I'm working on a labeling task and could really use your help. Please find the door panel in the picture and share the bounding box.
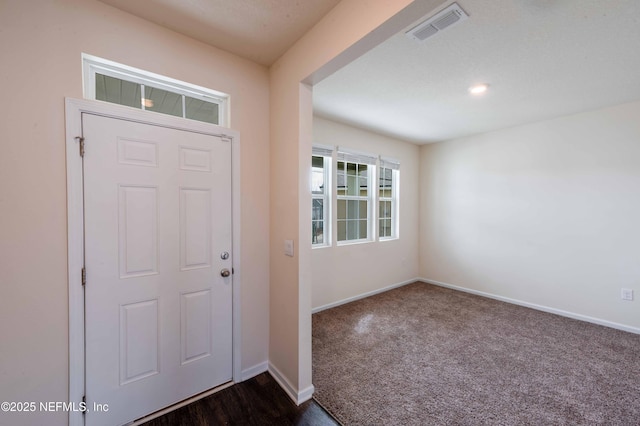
[180,188,212,270]
[118,185,158,278]
[119,299,159,385]
[83,113,232,426]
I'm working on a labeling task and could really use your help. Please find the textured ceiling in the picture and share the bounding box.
[98,0,341,65]
[313,0,640,144]
[99,0,640,144]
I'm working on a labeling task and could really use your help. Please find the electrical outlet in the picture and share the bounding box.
[621,288,634,301]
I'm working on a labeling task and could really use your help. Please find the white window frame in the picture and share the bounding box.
[312,145,333,248]
[82,53,230,127]
[378,157,400,241]
[336,149,376,245]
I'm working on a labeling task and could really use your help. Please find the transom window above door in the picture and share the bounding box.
[82,54,229,126]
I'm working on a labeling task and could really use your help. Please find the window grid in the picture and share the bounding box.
[95,73,220,125]
[337,161,371,242]
[379,167,396,239]
[312,155,330,246]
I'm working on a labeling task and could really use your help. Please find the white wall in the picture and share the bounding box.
[311,117,420,310]
[0,1,270,425]
[419,100,640,331]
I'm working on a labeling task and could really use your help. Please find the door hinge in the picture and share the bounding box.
[76,136,85,157]
[81,267,86,286]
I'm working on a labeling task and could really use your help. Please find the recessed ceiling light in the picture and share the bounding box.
[142,98,154,108]
[469,83,489,95]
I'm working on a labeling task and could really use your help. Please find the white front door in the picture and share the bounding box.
[83,113,233,425]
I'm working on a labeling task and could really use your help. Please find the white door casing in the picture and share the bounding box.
[65,98,242,426]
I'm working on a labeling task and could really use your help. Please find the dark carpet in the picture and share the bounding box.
[312,282,640,425]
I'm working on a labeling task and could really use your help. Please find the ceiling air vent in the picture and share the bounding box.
[406,3,469,42]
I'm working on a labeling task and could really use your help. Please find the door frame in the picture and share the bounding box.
[65,97,242,426]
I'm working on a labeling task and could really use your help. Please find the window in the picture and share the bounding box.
[312,146,333,247]
[378,158,400,239]
[83,54,229,126]
[336,150,376,243]
[310,147,399,246]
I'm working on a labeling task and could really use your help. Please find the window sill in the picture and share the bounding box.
[336,239,373,247]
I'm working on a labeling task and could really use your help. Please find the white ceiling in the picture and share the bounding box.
[99,0,640,145]
[314,0,640,144]
[98,0,340,66]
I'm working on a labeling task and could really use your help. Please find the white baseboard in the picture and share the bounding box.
[268,362,315,405]
[297,384,315,404]
[240,361,269,381]
[312,278,418,313]
[419,277,640,335]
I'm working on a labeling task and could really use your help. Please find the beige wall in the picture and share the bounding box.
[269,0,446,399]
[419,100,640,331]
[311,117,420,310]
[0,1,270,424]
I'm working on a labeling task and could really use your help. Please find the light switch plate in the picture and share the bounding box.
[284,239,294,257]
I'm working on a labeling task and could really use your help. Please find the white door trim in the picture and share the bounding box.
[65,98,242,426]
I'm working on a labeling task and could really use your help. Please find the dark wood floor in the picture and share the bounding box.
[141,373,340,426]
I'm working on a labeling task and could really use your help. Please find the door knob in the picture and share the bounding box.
[220,268,231,277]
